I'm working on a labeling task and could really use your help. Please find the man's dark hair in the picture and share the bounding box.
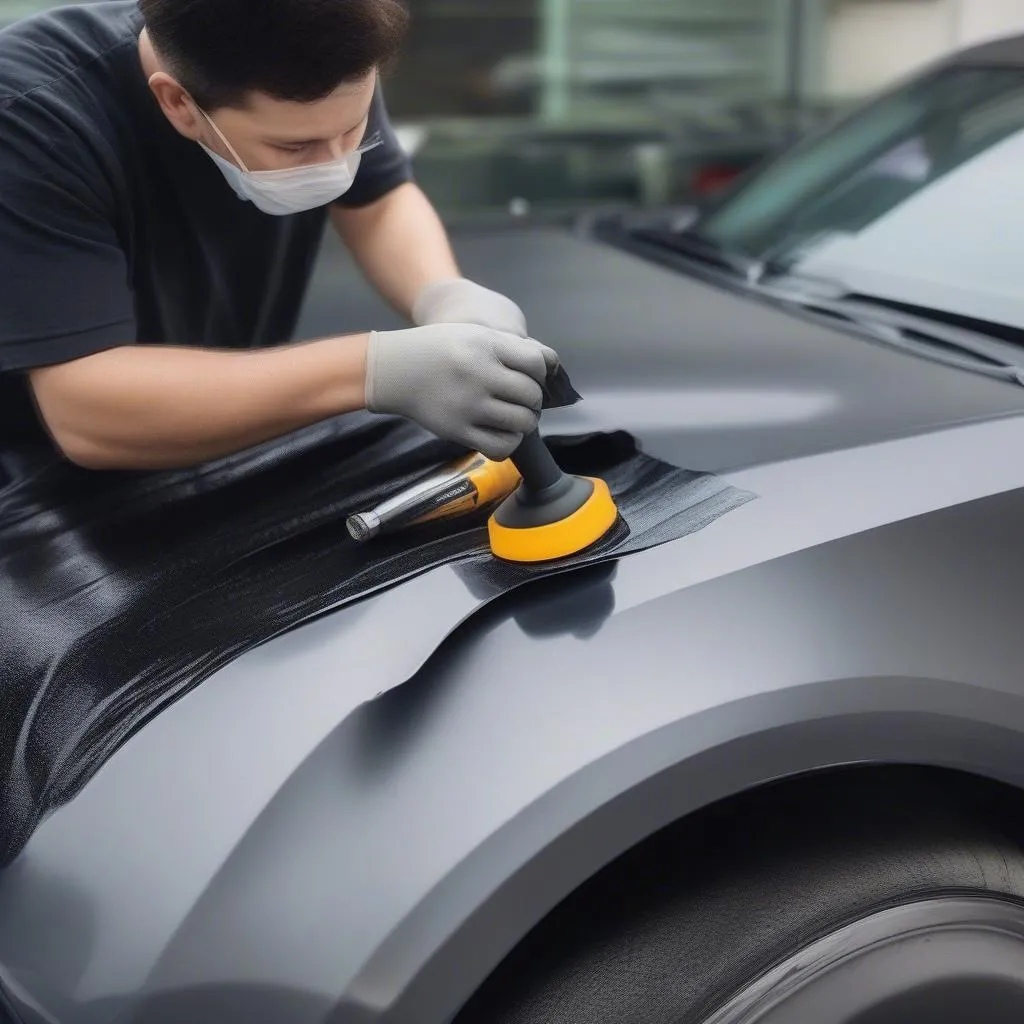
[138,0,410,110]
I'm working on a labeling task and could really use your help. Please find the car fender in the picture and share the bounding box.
[5,416,1024,1024]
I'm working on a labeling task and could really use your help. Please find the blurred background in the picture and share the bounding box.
[4,0,1024,221]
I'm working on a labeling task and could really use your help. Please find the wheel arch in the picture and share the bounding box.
[339,677,1024,1024]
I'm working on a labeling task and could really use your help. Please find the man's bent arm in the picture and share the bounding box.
[28,333,370,471]
[330,182,461,320]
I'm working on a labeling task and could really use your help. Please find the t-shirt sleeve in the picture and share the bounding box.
[0,106,137,373]
[332,83,415,209]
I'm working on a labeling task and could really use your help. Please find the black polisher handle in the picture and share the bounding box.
[510,430,563,493]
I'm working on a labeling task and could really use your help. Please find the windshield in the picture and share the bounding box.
[696,64,1024,330]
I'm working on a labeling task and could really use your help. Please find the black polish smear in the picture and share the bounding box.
[0,415,755,866]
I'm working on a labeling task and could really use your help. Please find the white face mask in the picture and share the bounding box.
[197,108,380,216]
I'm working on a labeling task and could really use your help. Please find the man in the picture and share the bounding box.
[0,0,556,471]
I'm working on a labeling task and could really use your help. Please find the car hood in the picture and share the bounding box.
[310,225,1024,473]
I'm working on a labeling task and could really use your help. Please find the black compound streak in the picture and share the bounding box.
[0,416,755,865]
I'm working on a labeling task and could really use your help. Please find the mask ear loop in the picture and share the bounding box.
[194,107,252,173]
[148,72,252,172]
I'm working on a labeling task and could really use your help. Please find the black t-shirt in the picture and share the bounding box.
[0,1,413,448]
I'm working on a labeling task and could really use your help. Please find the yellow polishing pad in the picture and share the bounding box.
[487,477,619,564]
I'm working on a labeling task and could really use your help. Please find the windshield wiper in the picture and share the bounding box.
[772,291,1024,386]
[619,218,1024,386]
[628,225,767,283]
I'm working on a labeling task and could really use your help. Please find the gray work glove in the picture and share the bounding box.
[412,278,528,337]
[365,324,559,461]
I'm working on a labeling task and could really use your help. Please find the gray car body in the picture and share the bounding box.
[7,37,1024,1024]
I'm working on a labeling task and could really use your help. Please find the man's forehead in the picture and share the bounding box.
[235,71,377,134]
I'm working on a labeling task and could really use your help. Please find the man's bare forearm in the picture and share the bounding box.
[330,182,461,319]
[28,333,370,470]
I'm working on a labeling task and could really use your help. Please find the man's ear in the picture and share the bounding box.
[148,72,204,141]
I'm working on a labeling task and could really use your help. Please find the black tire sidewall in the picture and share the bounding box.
[454,770,1024,1024]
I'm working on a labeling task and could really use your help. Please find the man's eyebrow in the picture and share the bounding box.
[263,104,373,146]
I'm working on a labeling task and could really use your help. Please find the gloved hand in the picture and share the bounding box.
[364,324,558,461]
[412,277,528,338]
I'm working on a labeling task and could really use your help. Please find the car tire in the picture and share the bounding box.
[453,768,1024,1024]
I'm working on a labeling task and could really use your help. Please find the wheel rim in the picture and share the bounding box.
[703,897,1024,1024]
